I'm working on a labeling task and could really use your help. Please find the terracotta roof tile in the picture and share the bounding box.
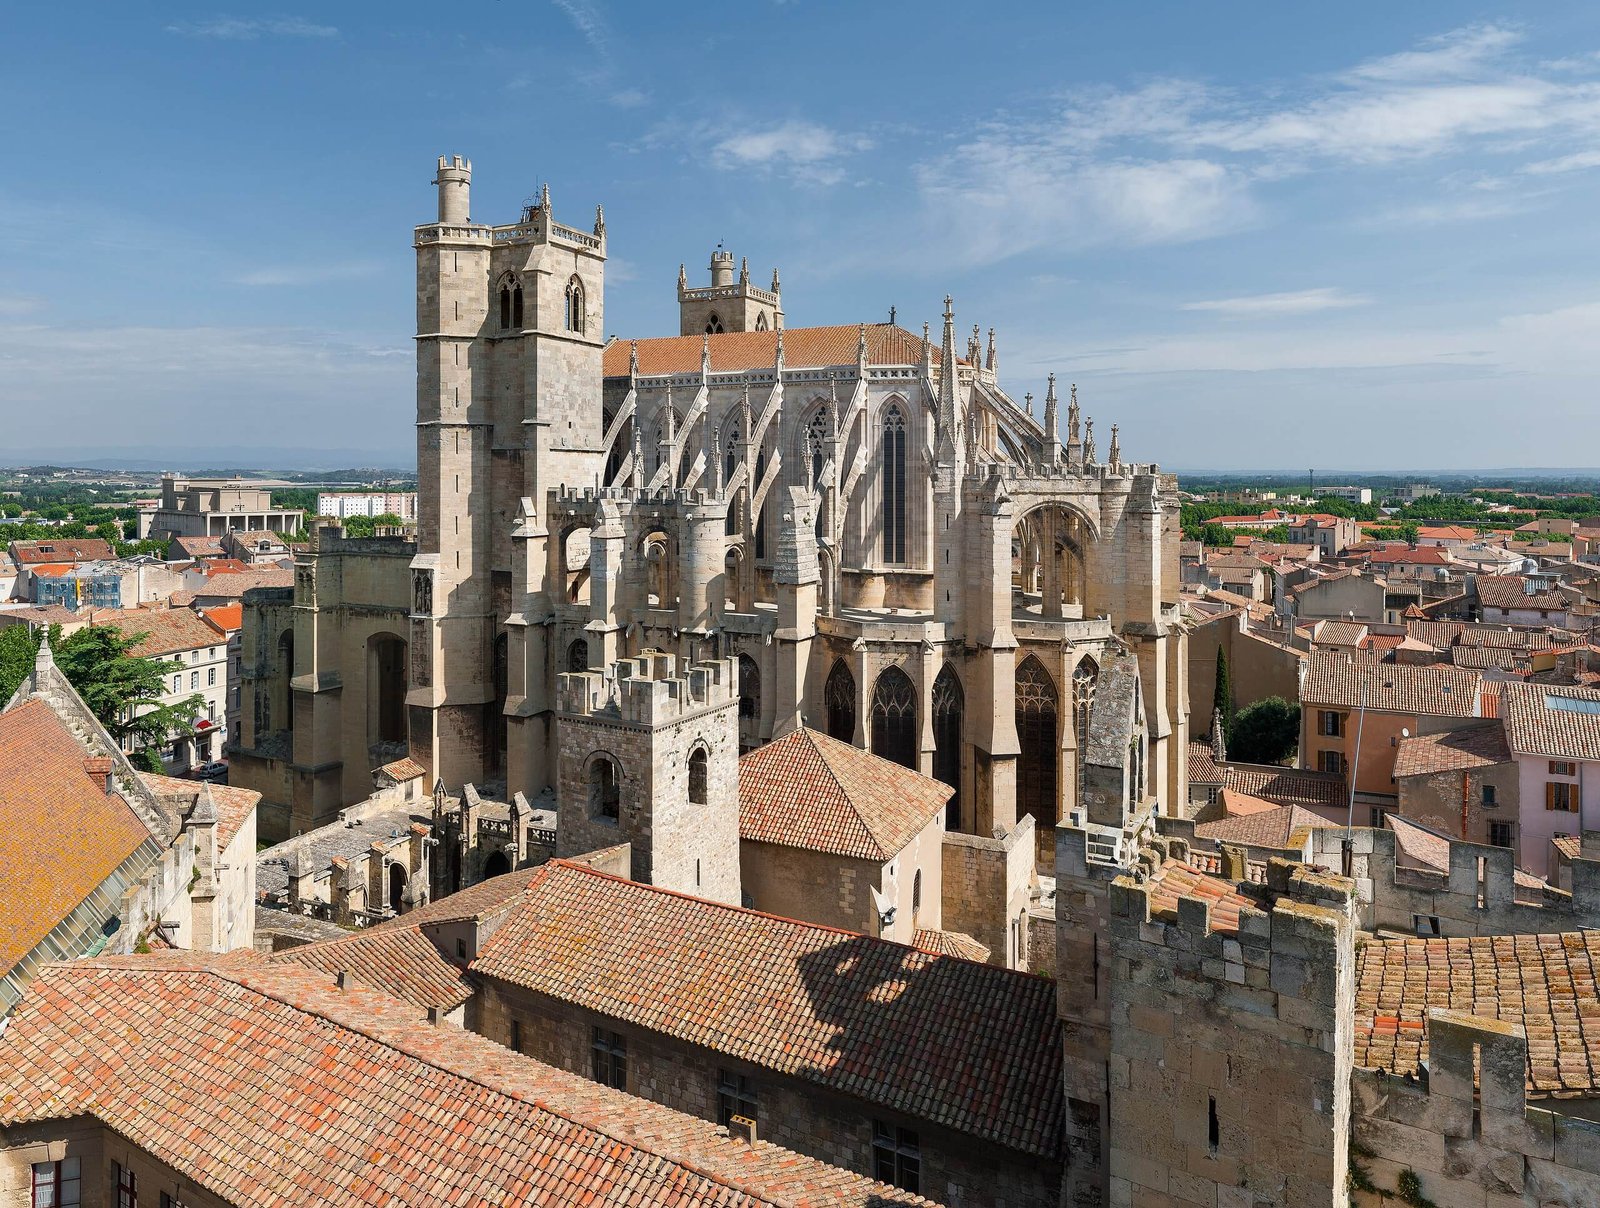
[738,727,951,860]
[8,538,115,565]
[140,774,259,850]
[472,861,1063,1158]
[1354,931,1600,1098]
[1194,804,1335,849]
[376,756,428,781]
[0,956,931,1206]
[1500,681,1600,761]
[1187,741,1225,785]
[1393,724,1512,777]
[0,699,154,972]
[190,568,294,598]
[103,608,225,657]
[604,323,952,377]
[1477,575,1569,612]
[912,929,992,963]
[270,922,474,1011]
[1140,859,1257,934]
[200,602,243,632]
[1223,763,1347,810]
[1302,651,1484,718]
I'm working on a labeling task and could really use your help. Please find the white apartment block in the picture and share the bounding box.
[317,491,419,521]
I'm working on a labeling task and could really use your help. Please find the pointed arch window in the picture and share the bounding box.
[1015,656,1060,829]
[512,284,523,329]
[754,311,769,332]
[738,653,761,721]
[806,408,829,487]
[870,665,917,771]
[753,449,768,560]
[932,664,963,830]
[705,313,725,334]
[567,638,589,672]
[882,404,907,564]
[565,276,585,333]
[688,745,709,805]
[825,660,856,742]
[499,284,512,330]
[1072,659,1100,806]
[724,425,740,484]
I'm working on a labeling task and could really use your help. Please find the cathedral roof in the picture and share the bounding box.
[603,322,956,377]
[737,726,951,860]
[471,860,1064,1160]
[0,953,931,1207]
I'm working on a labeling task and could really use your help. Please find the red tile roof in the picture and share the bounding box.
[0,955,930,1206]
[270,921,474,1011]
[1302,651,1483,718]
[1500,682,1600,761]
[603,323,953,377]
[738,727,950,860]
[140,774,259,850]
[1194,805,1334,849]
[104,608,225,658]
[0,699,154,972]
[472,861,1063,1159]
[1477,575,1569,612]
[1354,931,1600,1097]
[912,929,992,963]
[1393,724,1512,777]
[191,568,294,598]
[8,538,115,565]
[199,602,243,633]
[1140,859,1256,934]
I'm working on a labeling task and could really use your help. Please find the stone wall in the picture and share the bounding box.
[0,1117,234,1208]
[940,815,1036,967]
[1105,857,1357,1208]
[1351,1010,1600,1208]
[1394,759,1522,858]
[473,978,1061,1207]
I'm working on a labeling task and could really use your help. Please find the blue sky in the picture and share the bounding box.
[5,3,1600,470]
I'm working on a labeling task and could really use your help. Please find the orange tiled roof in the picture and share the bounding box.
[1354,932,1600,1098]
[0,699,154,972]
[738,727,951,860]
[912,928,992,963]
[270,922,474,1011]
[603,323,953,377]
[104,608,224,658]
[1187,741,1225,785]
[200,602,243,632]
[140,774,258,850]
[1140,859,1256,934]
[1393,724,1511,777]
[8,538,115,565]
[1302,651,1483,718]
[0,955,930,1206]
[1554,835,1582,860]
[1223,764,1347,810]
[376,755,428,781]
[1477,575,1569,612]
[192,567,294,597]
[1500,682,1600,761]
[472,861,1063,1159]
[1194,804,1334,849]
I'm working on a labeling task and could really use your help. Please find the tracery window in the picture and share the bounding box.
[870,665,917,771]
[881,404,907,564]
[806,408,829,486]
[1016,656,1059,828]
[705,313,725,334]
[738,653,761,720]
[568,638,589,672]
[931,664,963,830]
[754,311,768,331]
[1072,658,1100,806]
[565,275,585,333]
[825,659,855,742]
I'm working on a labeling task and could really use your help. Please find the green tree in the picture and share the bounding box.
[1213,646,1235,740]
[0,623,54,702]
[1228,697,1301,765]
[53,626,202,769]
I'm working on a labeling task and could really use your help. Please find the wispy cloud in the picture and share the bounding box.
[0,295,45,317]
[710,120,873,185]
[1181,288,1371,317]
[1521,149,1600,175]
[550,0,609,56]
[232,262,381,287]
[166,16,337,39]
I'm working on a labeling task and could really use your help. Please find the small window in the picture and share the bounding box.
[1318,750,1346,776]
[1482,783,1497,807]
[512,284,523,329]
[511,1018,522,1053]
[1550,760,1578,777]
[565,276,585,333]
[705,313,725,335]
[872,1122,920,1193]
[31,1158,81,1208]
[1207,1095,1220,1154]
[688,746,708,806]
[499,286,512,330]
[718,1069,758,1126]
[1414,914,1441,937]
[113,1161,137,1208]
[208,667,216,686]
[590,758,621,821]
[1319,710,1342,737]
[1489,821,1514,849]
[592,1026,627,1089]
[190,671,199,690]
[912,869,922,920]
[455,937,467,960]
[1205,786,1220,805]
[1547,782,1578,812]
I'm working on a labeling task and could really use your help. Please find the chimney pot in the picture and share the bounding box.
[427,1006,444,1026]
[335,970,350,990]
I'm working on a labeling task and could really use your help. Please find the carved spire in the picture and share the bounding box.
[1067,382,1082,446]
[740,382,753,442]
[701,333,712,379]
[664,384,677,442]
[774,327,785,373]
[594,204,605,236]
[857,322,868,369]
[770,266,781,293]
[969,323,982,366]
[1084,418,1096,465]
[936,296,961,461]
[1108,423,1121,469]
[540,181,551,212]
[630,407,643,489]
[628,339,639,380]
[678,262,688,290]
[986,327,997,374]
[1042,374,1061,464]
[921,321,932,376]
[707,419,721,493]
[739,256,749,284]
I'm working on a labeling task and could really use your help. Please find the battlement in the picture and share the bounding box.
[557,652,738,725]
[550,483,729,511]
[435,154,471,176]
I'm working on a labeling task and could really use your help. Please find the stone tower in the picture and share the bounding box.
[677,249,783,335]
[411,157,608,792]
[554,652,741,904]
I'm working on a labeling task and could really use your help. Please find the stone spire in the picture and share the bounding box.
[770,266,781,294]
[986,327,997,375]
[594,204,605,237]
[701,333,712,379]
[540,181,551,212]
[678,263,688,290]
[739,256,749,284]
[630,405,643,489]
[921,322,932,376]
[969,324,982,366]
[1108,424,1121,470]
[1065,382,1082,465]
[857,322,869,371]
[628,339,639,381]
[774,327,785,372]
[740,383,753,442]
[1042,374,1061,464]
[936,296,961,461]
[1084,418,1096,465]
[708,422,723,493]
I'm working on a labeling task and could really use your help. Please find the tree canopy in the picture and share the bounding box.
[1227,697,1301,766]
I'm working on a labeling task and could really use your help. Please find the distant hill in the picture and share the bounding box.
[1,446,416,473]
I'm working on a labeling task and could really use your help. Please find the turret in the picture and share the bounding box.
[710,249,736,287]
[434,155,471,224]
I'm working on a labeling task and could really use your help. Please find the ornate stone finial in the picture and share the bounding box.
[1042,374,1061,462]
[678,262,688,289]
[664,384,676,440]
[702,333,712,377]
[770,266,781,293]
[943,295,954,320]
[858,322,869,365]
[1067,382,1081,445]
[594,204,605,236]
[739,256,749,284]
[190,782,218,827]
[34,632,54,676]
[540,181,551,211]
[774,327,785,369]
[1024,391,1033,416]
[1109,423,1121,468]
[1084,418,1096,464]
[986,326,997,373]
[922,321,931,345]
[628,339,639,378]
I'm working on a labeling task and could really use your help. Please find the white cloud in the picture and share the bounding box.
[1181,288,1371,317]
[708,120,873,185]
[233,262,381,287]
[549,0,609,56]
[1521,149,1600,175]
[0,295,45,317]
[166,16,337,39]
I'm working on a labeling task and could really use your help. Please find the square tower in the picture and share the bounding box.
[677,250,783,335]
[555,652,741,905]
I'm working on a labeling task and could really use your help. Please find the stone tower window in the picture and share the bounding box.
[754,311,768,332]
[869,665,917,771]
[512,284,523,328]
[705,313,725,334]
[825,659,856,742]
[1015,656,1060,829]
[567,638,589,672]
[499,284,511,330]
[932,664,963,830]
[565,275,585,333]
[737,653,760,720]
[688,745,709,805]
[589,756,621,821]
[1072,658,1100,806]
[881,404,908,564]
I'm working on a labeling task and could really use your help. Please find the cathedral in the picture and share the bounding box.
[231,156,1189,855]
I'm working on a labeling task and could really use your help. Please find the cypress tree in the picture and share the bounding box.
[1213,645,1236,741]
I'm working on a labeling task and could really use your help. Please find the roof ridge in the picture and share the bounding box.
[802,728,891,858]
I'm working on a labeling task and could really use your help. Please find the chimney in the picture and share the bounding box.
[427,1006,444,1027]
[727,1114,758,1145]
[335,970,350,990]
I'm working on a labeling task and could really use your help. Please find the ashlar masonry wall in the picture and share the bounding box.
[1106,858,1357,1208]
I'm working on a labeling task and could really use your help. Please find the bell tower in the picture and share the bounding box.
[677,249,784,335]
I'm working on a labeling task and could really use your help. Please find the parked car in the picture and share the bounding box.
[191,760,228,782]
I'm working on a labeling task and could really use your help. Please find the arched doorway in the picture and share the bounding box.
[870,666,917,771]
[367,633,408,747]
[388,862,407,913]
[932,664,963,830]
[1015,655,1060,835]
[825,660,855,742]
[483,849,511,879]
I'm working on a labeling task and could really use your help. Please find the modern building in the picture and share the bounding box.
[315,491,419,521]
[138,476,302,541]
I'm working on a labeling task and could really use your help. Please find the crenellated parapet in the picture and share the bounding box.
[557,652,738,727]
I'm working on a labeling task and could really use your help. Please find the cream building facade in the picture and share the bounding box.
[233,157,1189,857]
